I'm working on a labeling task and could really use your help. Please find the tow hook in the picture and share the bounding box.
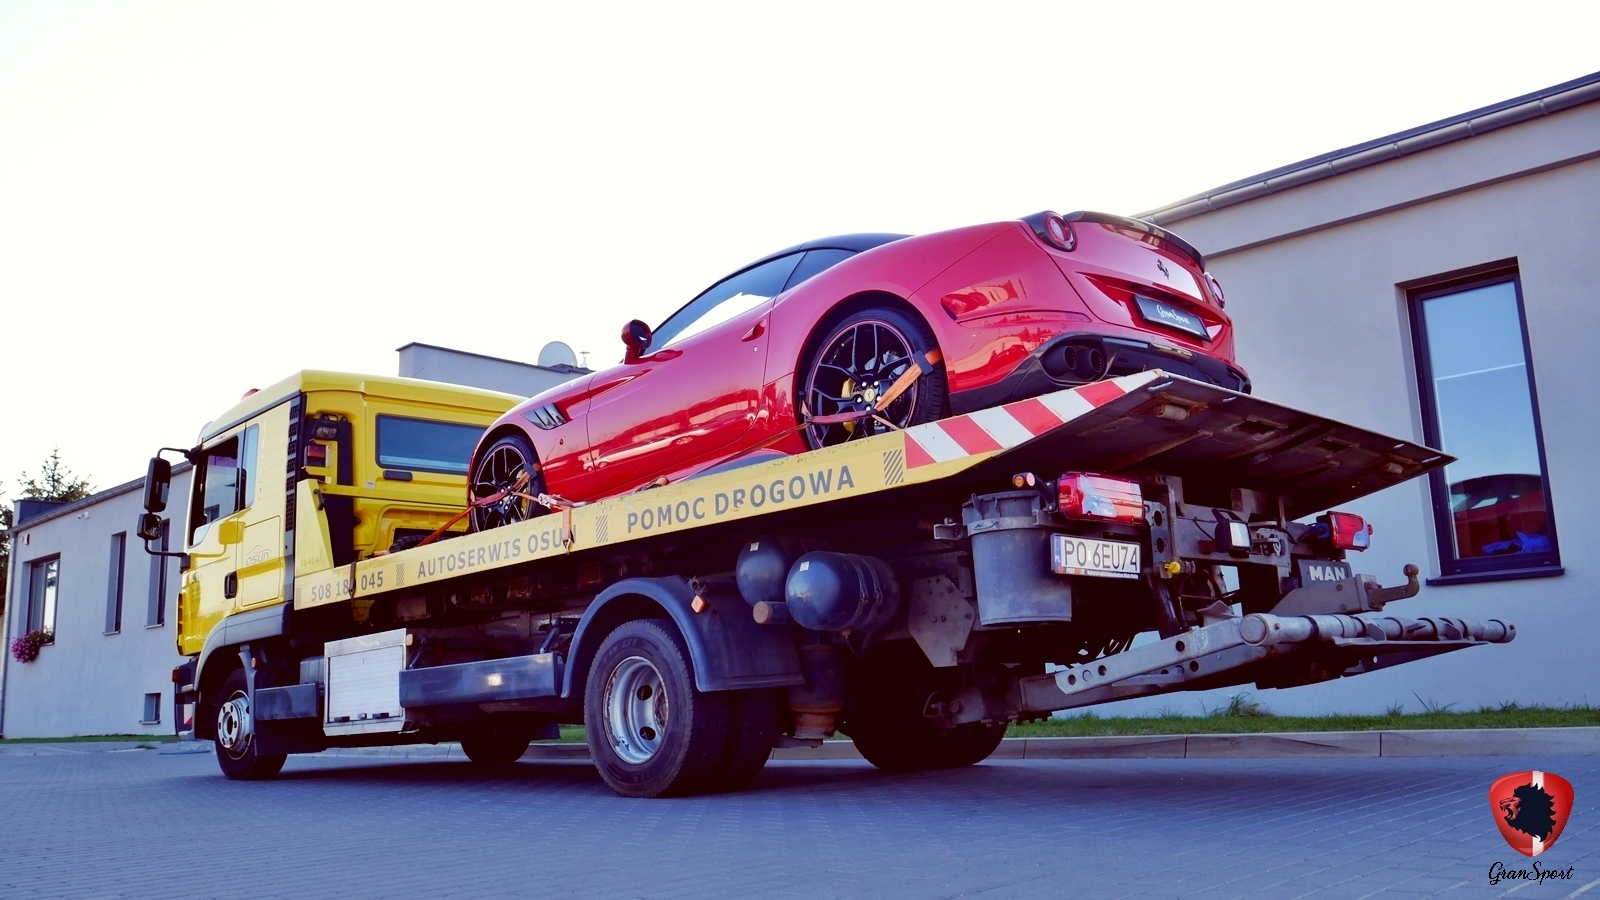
[1364,564,1422,609]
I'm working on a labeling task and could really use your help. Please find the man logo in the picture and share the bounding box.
[1490,771,1573,856]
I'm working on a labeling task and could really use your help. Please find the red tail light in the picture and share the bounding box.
[1058,473,1144,524]
[1326,511,1372,551]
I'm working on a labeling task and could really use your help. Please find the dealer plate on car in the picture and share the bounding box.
[1051,535,1141,579]
[1133,294,1209,341]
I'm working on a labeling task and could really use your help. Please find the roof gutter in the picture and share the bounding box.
[1140,70,1600,226]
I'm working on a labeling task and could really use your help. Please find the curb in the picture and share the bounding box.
[537,726,1600,763]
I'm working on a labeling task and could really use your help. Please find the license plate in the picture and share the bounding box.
[1051,535,1142,579]
[1133,294,1209,341]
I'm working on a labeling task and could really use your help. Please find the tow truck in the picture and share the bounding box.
[141,368,1515,797]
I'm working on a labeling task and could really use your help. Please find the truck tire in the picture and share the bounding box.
[213,669,287,781]
[585,619,730,798]
[848,717,1005,772]
[459,727,532,768]
[705,688,781,792]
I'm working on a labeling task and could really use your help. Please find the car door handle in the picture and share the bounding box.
[741,320,766,341]
[223,572,238,599]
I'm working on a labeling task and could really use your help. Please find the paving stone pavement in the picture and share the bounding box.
[0,748,1595,899]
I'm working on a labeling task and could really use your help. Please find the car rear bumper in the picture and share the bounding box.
[948,330,1250,415]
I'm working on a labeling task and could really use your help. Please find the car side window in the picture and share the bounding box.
[651,255,801,350]
[784,248,855,290]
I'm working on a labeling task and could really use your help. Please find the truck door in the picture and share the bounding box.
[185,405,289,624]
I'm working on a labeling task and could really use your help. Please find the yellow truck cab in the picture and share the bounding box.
[146,370,516,662]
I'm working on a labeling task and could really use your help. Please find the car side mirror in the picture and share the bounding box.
[136,512,163,542]
[622,319,652,363]
[143,457,172,513]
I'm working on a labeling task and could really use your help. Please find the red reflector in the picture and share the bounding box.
[1327,511,1371,551]
[1058,473,1143,524]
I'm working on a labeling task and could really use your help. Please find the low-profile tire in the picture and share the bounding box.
[585,620,730,798]
[213,669,287,781]
[460,726,532,769]
[705,688,781,792]
[800,306,947,449]
[469,432,546,532]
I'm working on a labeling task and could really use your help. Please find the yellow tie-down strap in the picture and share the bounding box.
[292,372,1163,610]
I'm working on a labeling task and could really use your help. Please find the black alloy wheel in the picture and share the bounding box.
[801,307,946,449]
[469,433,545,532]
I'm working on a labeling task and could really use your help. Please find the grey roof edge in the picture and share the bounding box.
[395,341,592,375]
[9,461,192,532]
[1138,70,1600,225]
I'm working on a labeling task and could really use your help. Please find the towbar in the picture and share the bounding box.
[1240,613,1516,648]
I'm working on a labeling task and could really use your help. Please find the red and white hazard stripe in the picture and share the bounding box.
[903,372,1156,468]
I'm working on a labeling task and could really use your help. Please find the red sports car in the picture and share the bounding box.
[468,211,1246,528]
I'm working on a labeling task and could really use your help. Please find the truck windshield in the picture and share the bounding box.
[376,416,483,475]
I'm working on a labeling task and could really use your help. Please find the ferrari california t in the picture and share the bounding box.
[468,211,1247,529]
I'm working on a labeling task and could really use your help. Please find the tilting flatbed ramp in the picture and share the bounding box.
[295,371,1448,609]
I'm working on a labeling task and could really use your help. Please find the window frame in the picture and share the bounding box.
[1407,267,1562,583]
[25,556,61,640]
[106,532,126,635]
[374,415,484,476]
[147,519,170,627]
[648,254,801,352]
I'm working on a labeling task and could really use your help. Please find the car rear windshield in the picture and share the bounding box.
[375,416,484,475]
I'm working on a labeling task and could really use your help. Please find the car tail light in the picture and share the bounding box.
[1324,511,1372,551]
[1058,473,1144,524]
[1024,211,1076,252]
[1205,272,1225,308]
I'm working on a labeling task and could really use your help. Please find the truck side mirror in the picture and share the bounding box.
[622,319,652,363]
[136,512,163,542]
[143,457,172,513]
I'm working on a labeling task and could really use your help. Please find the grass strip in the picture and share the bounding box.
[0,733,178,744]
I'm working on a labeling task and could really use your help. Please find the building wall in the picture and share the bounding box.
[397,342,586,397]
[1,472,191,738]
[1103,100,1600,716]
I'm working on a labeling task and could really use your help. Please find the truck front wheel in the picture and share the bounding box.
[585,619,729,798]
[213,669,287,781]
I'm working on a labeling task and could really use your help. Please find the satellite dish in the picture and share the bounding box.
[537,341,579,368]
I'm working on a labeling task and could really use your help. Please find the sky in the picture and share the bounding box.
[1,0,1597,497]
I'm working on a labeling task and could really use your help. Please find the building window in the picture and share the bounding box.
[106,532,126,634]
[142,693,161,725]
[1410,270,1560,581]
[147,519,170,627]
[26,557,60,639]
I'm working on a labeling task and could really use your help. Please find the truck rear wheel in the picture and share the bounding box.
[459,727,532,768]
[585,619,730,798]
[213,669,287,781]
[848,717,1005,772]
[705,688,781,792]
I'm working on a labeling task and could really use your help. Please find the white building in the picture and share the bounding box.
[1112,70,1600,715]
[1,471,192,737]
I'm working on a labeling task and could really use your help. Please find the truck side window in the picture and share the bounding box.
[189,425,259,543]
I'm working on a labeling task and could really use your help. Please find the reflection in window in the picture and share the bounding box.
[190,425,257,544]
[1413,275,1558,575]
[376,416,483,475]
[651,254,801,350]
[27,557,60,638]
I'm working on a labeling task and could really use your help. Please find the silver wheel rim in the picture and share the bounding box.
[217,690,253,760]
[603,656,667,765]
